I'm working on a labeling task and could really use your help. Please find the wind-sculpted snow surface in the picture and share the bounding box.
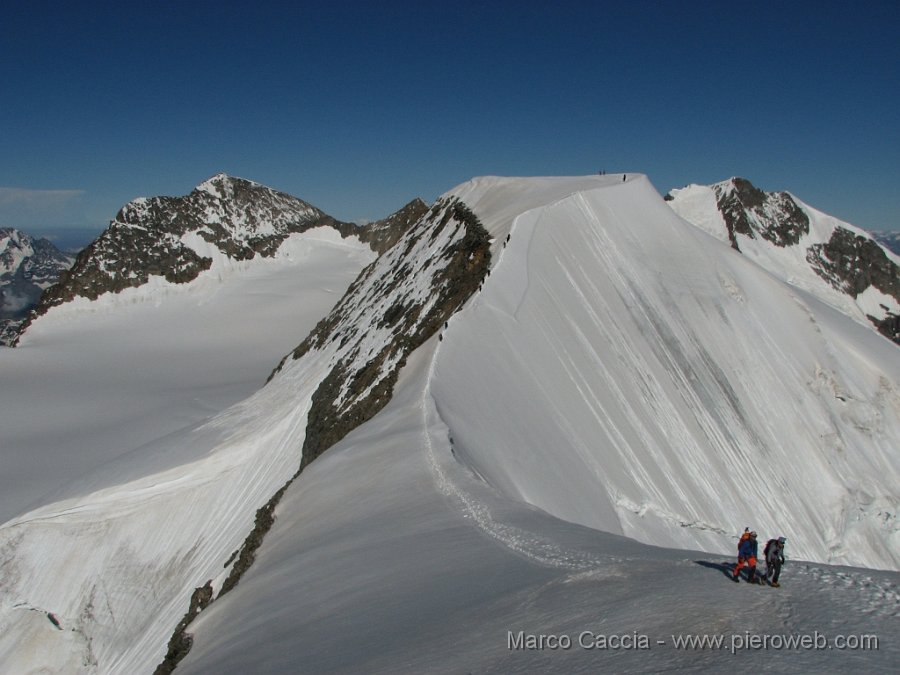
[431,174,899,570]
[178,299,899,675]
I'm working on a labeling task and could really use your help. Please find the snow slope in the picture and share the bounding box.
[0,227,374,523]
[180,341,899,674]
[180,175,898,674]
[668,181,900,329]
[1,175,897,673]
[431,175,898,569]
[0,192,481,673]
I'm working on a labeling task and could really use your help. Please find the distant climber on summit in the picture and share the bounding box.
[764,537,786,587]
[732,529,759,583]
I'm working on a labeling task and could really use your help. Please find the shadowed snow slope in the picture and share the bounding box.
[0,228,374,523]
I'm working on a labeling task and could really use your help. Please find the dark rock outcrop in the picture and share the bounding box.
[11,175,428,347]
[714,177,809,250]
[807,227,900,343]
[360,198,429,254]
[152,581,214,675]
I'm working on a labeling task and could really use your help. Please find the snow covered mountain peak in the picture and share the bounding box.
[193,172,260,199]
[11,176,426,346]
[0,227,74,344]
[0,227,73,288]
[668,178,900,344]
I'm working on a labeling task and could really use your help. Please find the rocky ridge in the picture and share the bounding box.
[669,177,899,345]
[154,194,491,673]
[806,227,899,341]
[712,177,810,250]
[11,174,423,345]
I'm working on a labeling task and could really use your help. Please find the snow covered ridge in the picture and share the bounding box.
[667,178,900,344]
[428,174,898,571]
[148,196,491,670]
[11,174,427,346]
[270,195,491,466]
[0,227,74,345]
[0,193,470,673]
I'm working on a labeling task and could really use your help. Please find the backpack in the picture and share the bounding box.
[764,539,776,559]
[737,529,750,552]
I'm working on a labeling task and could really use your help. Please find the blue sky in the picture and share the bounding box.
[2,0,898,236]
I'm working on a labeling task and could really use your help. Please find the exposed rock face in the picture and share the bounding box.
[713,177,809,250]
[807,228,900,342]
[809,227,900,298]
[277,195,491,466]
[361,198,429,254]
[0,228,74,345]
[671,177,899,346]
[152,580,213,675]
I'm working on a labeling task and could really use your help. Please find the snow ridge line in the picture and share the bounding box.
[421,358,597,572]
[419,200,612,573]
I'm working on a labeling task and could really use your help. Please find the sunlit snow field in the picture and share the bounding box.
[0,228,374,522]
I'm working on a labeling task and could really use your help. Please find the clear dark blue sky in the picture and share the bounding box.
[2,0,898,234]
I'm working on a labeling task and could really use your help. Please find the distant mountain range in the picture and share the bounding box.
[0,228,74,344]
[871,229,900,255]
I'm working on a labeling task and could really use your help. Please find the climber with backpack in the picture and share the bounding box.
[764,537,787,587]
[732,529,759,583]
